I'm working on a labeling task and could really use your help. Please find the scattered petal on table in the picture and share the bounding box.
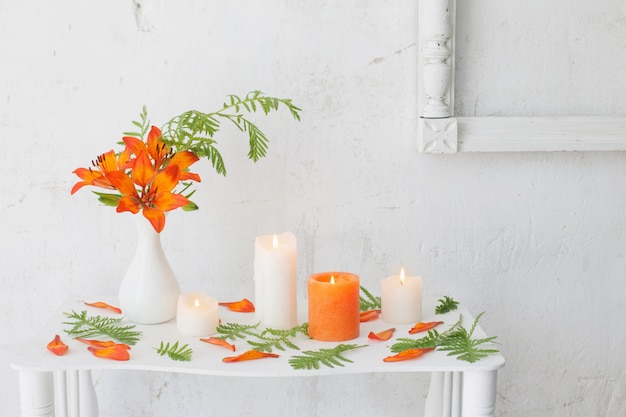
[200,337,236,352]
[76,337,131,350]
[222,350,279,363]
[368,328,396,341]
[47,335,69,356]
[383,347,434,362]
[408,321,444,334]
[360,309,380,322]
[84,301,122,314]
[87,345,131,361]
[218,298,255,312]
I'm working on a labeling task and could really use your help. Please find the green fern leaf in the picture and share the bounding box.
[63,310,142,345]
[288,344,367,370]
[154,341,193,362]
[360,286,381,311]
[435,296,459,314]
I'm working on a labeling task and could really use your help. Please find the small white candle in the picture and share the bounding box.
[176,292,219,337]
[381,268,423,324]
[253,232,297,329]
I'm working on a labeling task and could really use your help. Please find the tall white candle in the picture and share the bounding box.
[176,292,219,336]
[253,232,297,329]
[381,268,423,324]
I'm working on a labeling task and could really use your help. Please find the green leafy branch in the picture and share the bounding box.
[435,296,459,314]
[158,90,301,176]
[437,312,499,363]
[389,313,499,363]
[360,286,381,311]
[62,310,142,346]
[154,341,193,362]
[216,322,261,340]
[216,322,309,353]
[288,344,367,370]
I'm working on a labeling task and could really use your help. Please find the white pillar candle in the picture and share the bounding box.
[253,232,297,329]
[176,292,219,337]
[381,268,423,324]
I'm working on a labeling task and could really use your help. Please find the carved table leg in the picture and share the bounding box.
[62,370,99,417]
[461,370,497,417]
[425,371,462,417]
[18,370,54,417]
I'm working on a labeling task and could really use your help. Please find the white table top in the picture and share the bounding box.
[11,296,504,377]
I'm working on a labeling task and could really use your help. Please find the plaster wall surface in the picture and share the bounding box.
[1,1,624,416]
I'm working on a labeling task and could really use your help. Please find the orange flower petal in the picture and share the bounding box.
[75,338,131,350]
[222,350,279,363]
[368,328,396,341]
[179,171,202,182]
[116,196,141,214]
[97,150,119,173]
[47,334,68,356]
[218,298,255,312]
[87,345,131,361]
[200,337,236,352]
[408,321,444,334]
[169,150,200,171]
[147,126,168,163]
[383,347,434,362]
[151,164,180,193]
[142,208,166,233]
[152,191,189,212]
[131,151,155,188]
[360,309,380,322]
[84,301,122,314]
[106,170,139,196]
[122,136,148,156]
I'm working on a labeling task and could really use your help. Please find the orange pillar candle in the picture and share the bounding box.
[308,272,360,341]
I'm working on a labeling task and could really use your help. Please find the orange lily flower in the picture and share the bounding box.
[107,163,190,233]
[368,328,396,341]
[71,148,131,194]
[200,337,236,352]
[71,125,201,233]
[84,301,122,314]
[218,298,255,312]
[360,309,380,322]
[408,321,444,334]
[222,350,279,363]
[47,335,69,356]
[383,347,434,362]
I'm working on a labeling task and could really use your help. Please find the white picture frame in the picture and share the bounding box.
[416,0,626,153]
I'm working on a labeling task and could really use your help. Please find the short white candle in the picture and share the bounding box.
[253,232,297,329]
[176,292,219,337]
[381,268,423,324]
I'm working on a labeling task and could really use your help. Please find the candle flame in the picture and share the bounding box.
[272,234,278,249]
[330,275,335,284]
[194,298,200,308]
[400,268,405,285]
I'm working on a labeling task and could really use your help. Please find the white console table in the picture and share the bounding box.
[11,297,504,417]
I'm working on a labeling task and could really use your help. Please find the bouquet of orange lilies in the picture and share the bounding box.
[71,126,200,233]
[71,91,301,233]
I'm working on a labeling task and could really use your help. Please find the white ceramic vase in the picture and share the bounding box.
[118,215,180,324]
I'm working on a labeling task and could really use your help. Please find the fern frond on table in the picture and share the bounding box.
[435,296,459,314]
[154,341,193,362]
[216,322,261,340]
[437,312,499,363]
[288,344,367,370]
[62,310,142,346]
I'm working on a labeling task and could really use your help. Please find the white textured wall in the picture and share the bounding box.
[2,1,625,416]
